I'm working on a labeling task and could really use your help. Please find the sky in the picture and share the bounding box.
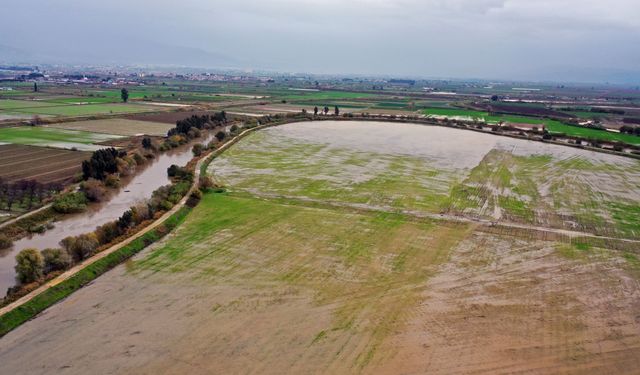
[1,0,639,83]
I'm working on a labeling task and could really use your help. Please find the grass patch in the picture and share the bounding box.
[0,126,121,149]
[11,103,155,117]
[132,192,470,368]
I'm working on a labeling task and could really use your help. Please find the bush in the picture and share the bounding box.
[215,131,226,142]
[41,248,71,274]
[81,178,107,202]
[167,165,193,181]
[198,175,215,191]
[60,233,99,262]
[105,174,121,188]
[132,151,146,165]
[94,221,121,245]
[52,192,88,214]
[0,234,12,250]
[117,210,134,231]
[130,203,152,225]
[192,143,205,157]
[142,137,153,149]
[186,189,202,207]
[15,248,44,284]
[187,128,201,139]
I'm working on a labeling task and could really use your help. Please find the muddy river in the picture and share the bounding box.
[0,133,215,293]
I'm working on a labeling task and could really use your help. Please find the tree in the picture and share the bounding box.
[33,82,38,92]
[121,88,129,103]
[491,95,499,101]
[215,131,226,142]
[192,143,205,157]
[41,248,71,274]
[323,106,329,115]
[142,136,152,149]
[61,233,99,262]
[334,106,339,116]
[314,106,318,116]
[117,210,134,231]
[0,234,12,250]
[15,248,44,284]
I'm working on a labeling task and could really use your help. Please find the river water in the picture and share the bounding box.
[0,133,215,293]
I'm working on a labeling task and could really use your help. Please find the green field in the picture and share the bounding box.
[0,126,122,150]
[0,99,62,110]
[423,107,640,145]
[44,97,121,104]
[9,103,157,116]
[546,122,640,144]
[282,90,379,101]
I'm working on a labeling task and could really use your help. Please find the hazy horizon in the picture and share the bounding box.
[2,0,640,84]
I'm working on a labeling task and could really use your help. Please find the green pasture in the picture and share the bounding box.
[0,126,121,148]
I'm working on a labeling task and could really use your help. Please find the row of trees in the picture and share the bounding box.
[312,106,339,116]
[12,162,198,290]
[167,112,227,137]
[0,178,63,211]
[619,125,640,136]
[81,148,126,181]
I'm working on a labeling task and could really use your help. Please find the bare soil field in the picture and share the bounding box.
[0,121,638,374]
[0,144,90,183]
[48,119,174,136]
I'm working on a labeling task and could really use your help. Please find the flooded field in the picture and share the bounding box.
[213,121,640,239]
[1,121,639,374]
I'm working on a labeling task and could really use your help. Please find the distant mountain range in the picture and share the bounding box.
[0,42,239,69]
[1,42,639,85]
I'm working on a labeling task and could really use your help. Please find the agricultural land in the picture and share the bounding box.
[1,121,638,374]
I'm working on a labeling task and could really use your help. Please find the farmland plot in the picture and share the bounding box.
[0,144,90,184]
[213,121,640,239]
[48,118,174,136]
[0,126,123,151]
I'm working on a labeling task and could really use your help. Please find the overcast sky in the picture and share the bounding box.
[2,0,639,83]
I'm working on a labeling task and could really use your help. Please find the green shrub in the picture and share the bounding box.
[52,192,88,214]
[60,233,99,262]
[186,189,202,207]
[192,143,205,157]
[41,248,72,274]
[0,234,12,250]
[15,249,44,284]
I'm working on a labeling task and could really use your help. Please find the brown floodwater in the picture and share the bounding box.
[0,133,215,293]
